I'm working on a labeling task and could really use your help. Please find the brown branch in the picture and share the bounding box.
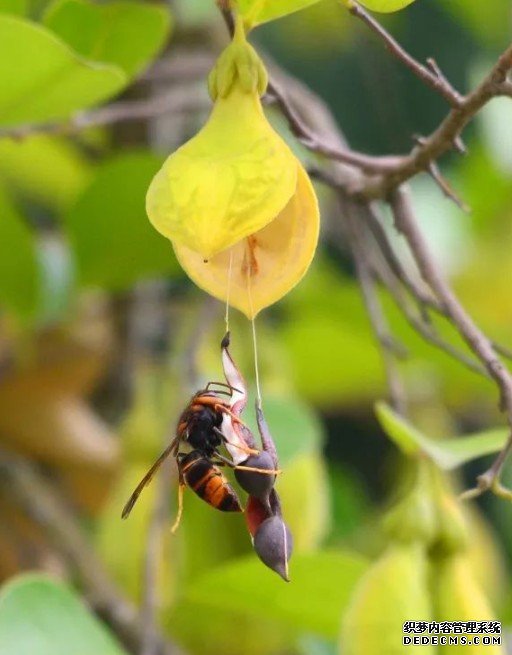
[0,450,179,655]
[312,166,512,369]
[265,80,400,173]
[426,162,470,212]
[343,204,408,414]
[0,86,207,140]
[369,245,487,378]
[358,43,512,199]
[346,1,462,107]
[141,450,173,655]
[390,188,512,499]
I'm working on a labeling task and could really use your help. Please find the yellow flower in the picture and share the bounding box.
[146,25,299,259]
[173,163,319,319]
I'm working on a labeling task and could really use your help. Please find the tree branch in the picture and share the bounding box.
[0,85,207,140]
[343,203,408,414]
[390,188,512,498]
[357,43,512,199]
[346,1,462,107]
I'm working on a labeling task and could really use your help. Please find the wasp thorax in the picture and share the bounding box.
[235,451,276,501]
[253,515,293,582]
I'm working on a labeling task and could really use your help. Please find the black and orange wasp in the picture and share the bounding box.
[121,381,278,532]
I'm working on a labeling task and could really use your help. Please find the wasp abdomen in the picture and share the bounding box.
[180,451,242,512]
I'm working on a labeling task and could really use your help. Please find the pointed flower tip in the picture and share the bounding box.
[253,515,293,582]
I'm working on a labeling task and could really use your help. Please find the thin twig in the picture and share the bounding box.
[358,43,512,199]
[343,204,408,414]
[390,188,512,498]
[369,245,488,378]
[312,167,512,367]
[346,1,462,107]
[266,80,401,173]
[0,86,207,140]
[141,442,173,655]
[427,162,470,212]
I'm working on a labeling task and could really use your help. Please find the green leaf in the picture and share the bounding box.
[0,184,40,318]
[0,0,28,16]
[353,0,416,12]
[282,260,385,407]
[237,0,322,26]
[244,394,324,465]
[0,134,93,212]
[44,0,171,78]
[64,151,181,290]
[0,15,125,127]
[174,551,368,643]
[0,574,129,655]
[376,401,508,469]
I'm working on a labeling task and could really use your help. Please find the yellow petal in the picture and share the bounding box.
[146,87,298,259]
[173,164,319,318]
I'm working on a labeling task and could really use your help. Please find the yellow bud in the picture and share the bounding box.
[340,542,434,655]
[432,553,504,654]
[172,163,319,318]
[383,459,437,546]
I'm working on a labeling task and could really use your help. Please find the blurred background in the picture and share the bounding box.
[0,0,511,653]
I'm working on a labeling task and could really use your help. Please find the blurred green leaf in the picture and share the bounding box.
[282,259,384,407]
[0,574,128,655]
[175,551,368,641]
[276,451,331,550]
[64,151,181,290]
[0,0,27,15]
[355,0,416,12]
[0,184,39,318]
[376,402,507,469]
[245,394,324,465]
[0,15,125,126]
[328,465,370,541]
[0,134,92,211]
[44,0,171,77]
[439,0,510,47]
[238,0,321,26]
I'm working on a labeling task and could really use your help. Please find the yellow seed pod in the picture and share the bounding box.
[173,164,319,318]
[340,542,435,655]
[146,28,299,259]
[432,553,504,654]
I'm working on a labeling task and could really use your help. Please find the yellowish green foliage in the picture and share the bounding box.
[432,555,504,654]
[236,0,322,27]
[275,451,331,551]
[345,0,416,13]
[341,542,434,655]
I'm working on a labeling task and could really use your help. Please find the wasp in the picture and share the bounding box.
[121,382,279,532]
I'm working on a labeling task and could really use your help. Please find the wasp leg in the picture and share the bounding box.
[213,403,247,426]
[212,427,259,456]
[213,452,282,475]
[171,482,186,534]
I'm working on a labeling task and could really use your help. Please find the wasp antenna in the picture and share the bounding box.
[221,331,231,349]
